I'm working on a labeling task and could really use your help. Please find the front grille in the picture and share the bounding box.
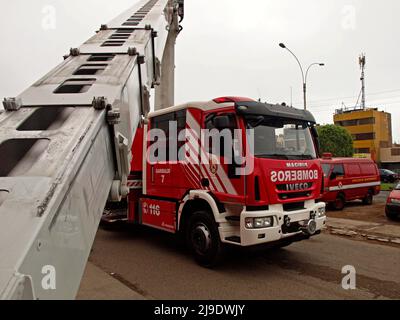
[276,183,314,201]
[279,191,312,200]
[246,205,269,212]
[283,202,305,212]
[277,183,313,191]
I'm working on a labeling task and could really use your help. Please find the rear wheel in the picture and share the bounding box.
[187,211,223,267]
[362,191,373,205]
[333,194,345,211]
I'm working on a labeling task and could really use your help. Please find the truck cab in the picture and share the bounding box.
[126,97,326,266]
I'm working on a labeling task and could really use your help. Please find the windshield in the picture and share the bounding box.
[322,164,331,177]
[248,120,317,160]
[395,183,400,190]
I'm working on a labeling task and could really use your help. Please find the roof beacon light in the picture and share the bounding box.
[213,96,254,104]
[322,153,333,159]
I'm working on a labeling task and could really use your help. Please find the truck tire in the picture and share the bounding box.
[187,211,223,267]
[362,191,373,205]
[333,194,345,211]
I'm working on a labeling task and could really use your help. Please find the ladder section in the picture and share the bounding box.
[0,0,184,299]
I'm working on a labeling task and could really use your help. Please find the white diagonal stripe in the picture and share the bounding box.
[329,181,380,192]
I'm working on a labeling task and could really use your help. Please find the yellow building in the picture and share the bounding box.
[334,107,392,163]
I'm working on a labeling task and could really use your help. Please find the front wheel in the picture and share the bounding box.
[333,194,345,211]
[187,211,223,267]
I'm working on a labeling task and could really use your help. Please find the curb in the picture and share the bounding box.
[325,224,400,246]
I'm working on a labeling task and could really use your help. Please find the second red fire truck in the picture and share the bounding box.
[104,97,327,266]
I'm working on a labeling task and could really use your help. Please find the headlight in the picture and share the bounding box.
[317,207,326,217]
[245,217,273,229]
[391,198,400,204]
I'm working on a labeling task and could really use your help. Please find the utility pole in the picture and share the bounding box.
[290,86,293,107]
[359,53,366,109]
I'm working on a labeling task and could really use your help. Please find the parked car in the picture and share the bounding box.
[386,183,400,220]
[379,169,399,183]
[320,156,381,210]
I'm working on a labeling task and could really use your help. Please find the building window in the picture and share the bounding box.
[340,119,358,126]
[358,117,375,125]
[354,148,370,154]
[352,133,375,141]
[336,118,375,127]
[392,149,400,156]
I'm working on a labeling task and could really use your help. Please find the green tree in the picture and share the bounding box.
[317,125,354,157]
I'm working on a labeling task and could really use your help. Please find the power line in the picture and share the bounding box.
[310,98,400,111]
[308,95,400,109]
[293,88,400,105]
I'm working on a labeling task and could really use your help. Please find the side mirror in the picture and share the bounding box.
[330,172,337,180]
[213,116,232,129]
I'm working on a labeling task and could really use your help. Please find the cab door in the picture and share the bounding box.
[330,163,346,196]
[201,111,246,204]
[146,110,197,200]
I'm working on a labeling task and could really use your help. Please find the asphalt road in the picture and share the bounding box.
[88,224,400,300]
[327,191,399,225]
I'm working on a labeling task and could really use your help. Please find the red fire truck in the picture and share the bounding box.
[320,156,381,210]
[105,97,326,266]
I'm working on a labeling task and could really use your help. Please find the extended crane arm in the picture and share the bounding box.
[0,0,183,300]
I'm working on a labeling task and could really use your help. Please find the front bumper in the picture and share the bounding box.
[220,201,326,246]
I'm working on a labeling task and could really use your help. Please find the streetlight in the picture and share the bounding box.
[279,43,324,110]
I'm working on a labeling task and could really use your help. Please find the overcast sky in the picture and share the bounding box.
[0,0,399,140]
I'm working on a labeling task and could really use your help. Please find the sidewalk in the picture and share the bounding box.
[77,262,146,300]
[326,217,400,245]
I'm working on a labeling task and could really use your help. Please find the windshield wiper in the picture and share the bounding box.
[288,154,315,160]
[256,154,289,160]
